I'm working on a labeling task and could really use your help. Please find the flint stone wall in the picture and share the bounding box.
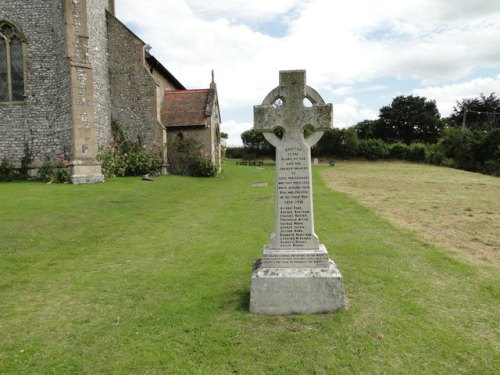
[0,0,71,165]
[107,14,177,152]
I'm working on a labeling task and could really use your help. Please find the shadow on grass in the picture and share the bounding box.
[236,290,250,312]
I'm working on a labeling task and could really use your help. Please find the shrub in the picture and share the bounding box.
[20,141,35,178]
[407,143,427,162]
[438,127,475,170]
[226,147,245,159]
[37,156,71,183]
[441,157,456,169]
[426,144,446,165]
[37,158,54,182]
[98,120,162,178]
[0,156,16,182]
[482,159,500,176]
[358,139,389,160]
[168,138,218,177]
[189,156,218,177]
[313,128,359,158]
[389,142,409,159]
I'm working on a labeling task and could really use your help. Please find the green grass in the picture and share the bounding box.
[0,161,498,374]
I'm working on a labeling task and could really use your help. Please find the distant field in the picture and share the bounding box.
[0,161,498,374]
[322,161,499,267]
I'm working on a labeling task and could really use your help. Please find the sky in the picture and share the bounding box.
[116,0,500,146]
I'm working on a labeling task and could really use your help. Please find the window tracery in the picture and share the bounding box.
[0,21,26,102]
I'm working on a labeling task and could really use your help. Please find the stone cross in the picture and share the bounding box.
[250,70,344,314]
[254,70,332,267]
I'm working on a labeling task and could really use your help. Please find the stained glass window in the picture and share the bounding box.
[0,22,26,102]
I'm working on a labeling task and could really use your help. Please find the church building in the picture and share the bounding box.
[0,0,221,183]
[161,74,222,165]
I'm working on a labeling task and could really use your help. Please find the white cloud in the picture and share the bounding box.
[115,0,500,141]
[185,0,307,22]
[221,120,253,147]
[413,75,500,117]
[334,97,378,129]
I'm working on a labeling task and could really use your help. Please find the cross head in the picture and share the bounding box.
[254,70,332,147]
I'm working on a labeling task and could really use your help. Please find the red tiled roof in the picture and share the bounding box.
[161,89,210,127]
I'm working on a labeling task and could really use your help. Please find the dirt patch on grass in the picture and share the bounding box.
[321,161,500,267]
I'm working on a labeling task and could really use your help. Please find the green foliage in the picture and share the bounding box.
[37,156,71,183]
[189,156,219,177]
[407,143,427,162]
[98,119,163,178]
[378,95,444,144]
[425,144,446,165]
[240,128,286,157]
[450,93,500,131]
[353,119,379,140]
[482,159,500,176]
[313,128,359,158]
[358,139,389,160]
[349,92,499,175]
[388,142,409,159]
[476,128,500,165]
[0,156,16,182]
[167,137,218,177]
[20,140,35,178]
[240,128,273,156]
[225,147,245,159]
[438,127,476,170]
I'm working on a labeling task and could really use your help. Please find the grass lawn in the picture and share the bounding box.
[321,161,500,267]
[0,160,498,374]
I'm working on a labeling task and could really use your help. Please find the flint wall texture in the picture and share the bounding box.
[107,14,165,151]
[0,0,72,164]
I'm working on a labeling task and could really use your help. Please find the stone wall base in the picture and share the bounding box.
[250,259,345,315]
[70,163,105,184]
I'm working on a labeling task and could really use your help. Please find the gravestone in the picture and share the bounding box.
[250,70,345,315]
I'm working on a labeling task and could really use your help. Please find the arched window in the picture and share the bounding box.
[0,21,26,102]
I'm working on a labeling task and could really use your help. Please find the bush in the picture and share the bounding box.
[407,143,427,162]
[482,159,500,176]
[358,139,389,160]
[389,142,409,159]
[37,157,71,183]
[438,127,476,170]
[189,156,218,177]
[313,128,359,158]
[441,157,456,169]
[226,147,245,159]
[168,138,218,177]
[0,156,16,182]
[426,144,446,165]
[98,120,163,178]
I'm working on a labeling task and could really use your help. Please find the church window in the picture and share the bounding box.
[0,21,26,102]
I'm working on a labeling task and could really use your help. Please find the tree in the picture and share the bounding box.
[450,93,500,131]
[378,95,444,144]
[241,129,266,150]
[221,132,228,139]
[353,119,378,140]
[313,128,359,158]
[240,129,273,155]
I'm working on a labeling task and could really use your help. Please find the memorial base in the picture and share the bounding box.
[250,259,345,315]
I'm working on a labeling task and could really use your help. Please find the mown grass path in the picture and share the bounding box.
[0,161,498,374]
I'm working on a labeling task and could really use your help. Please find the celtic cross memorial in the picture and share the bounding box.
[250,70,345,315]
